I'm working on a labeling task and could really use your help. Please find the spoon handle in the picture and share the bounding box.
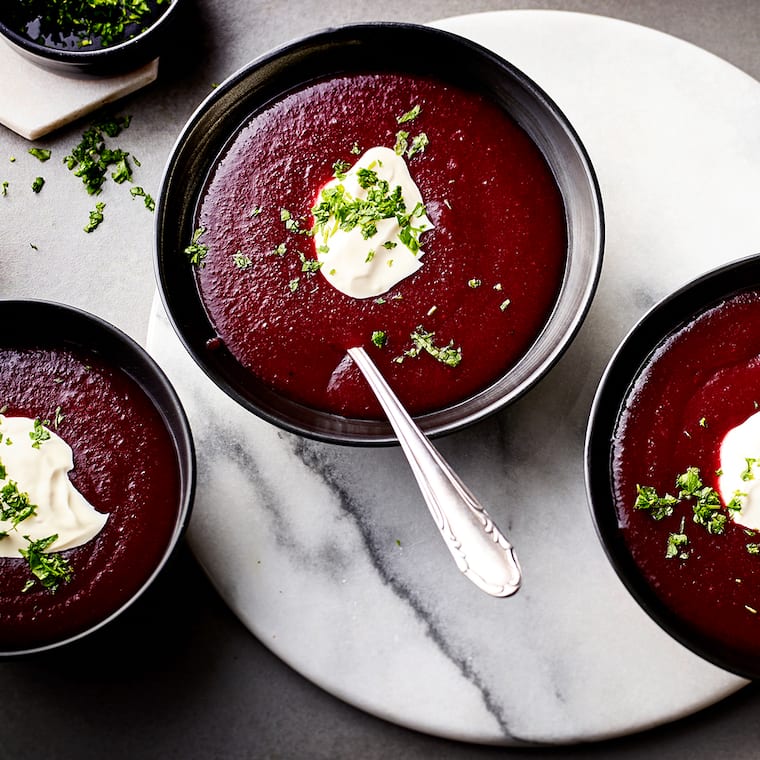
[348,347,521,597]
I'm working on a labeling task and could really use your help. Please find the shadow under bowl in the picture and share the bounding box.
[155,21,604,445]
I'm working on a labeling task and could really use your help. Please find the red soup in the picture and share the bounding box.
[612,288,760,662]
[191,72,567,419]
[0,345,182,650]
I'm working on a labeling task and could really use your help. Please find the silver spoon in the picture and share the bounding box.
[348,346,522,597]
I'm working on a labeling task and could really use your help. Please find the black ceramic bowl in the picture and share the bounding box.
[0,300,195,656]
[0,0,184,77]
[155,22,604,445]
[586,254,760,679]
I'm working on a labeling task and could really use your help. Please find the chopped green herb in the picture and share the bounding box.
[1,480,37,528]
[665,518,689,560]
[397,105,421,124]
[288,277,300,292]
[332,160,351,180]
[84,201,106,233]
[31,177,45,193]
[635,466,729,535]
[468,278,481,289]
[19,534,72,593]
[634,484,678,520]
[130,186,155,211]
[1,181,7,196]
[747,543,760,555]
[300,255,322,274]
[184,227,208,266]
[393,130,409,156]
[16,0,169,48]
[29,418,51,449]
[407,133,429,158]
[63,115,132,196]
[233,250,252,269]
[28,148,51,162]
[371,331,387,348]
[312,166,430,256]
[401,326,462,368]
[741,457,758,481]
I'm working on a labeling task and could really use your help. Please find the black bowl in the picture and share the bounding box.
[155,21,604,445]
[0,0,184,77]
[0,299,195,656]
[585,254,760,679]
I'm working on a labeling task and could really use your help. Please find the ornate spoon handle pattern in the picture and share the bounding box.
[348,347,522,597]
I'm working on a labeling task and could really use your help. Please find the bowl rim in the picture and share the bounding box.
[0,0,182,72]
[584,252,760,679]
[0,298,196,657]
[154,20,605,445]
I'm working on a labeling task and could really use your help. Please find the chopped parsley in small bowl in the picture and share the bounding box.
[0,0,185,77]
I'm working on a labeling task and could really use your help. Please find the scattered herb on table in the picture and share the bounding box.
[31,176,45,193]
[28,148,51,162]
[84,201,106,232]
[64,115,133,195]
[130,186,155,210]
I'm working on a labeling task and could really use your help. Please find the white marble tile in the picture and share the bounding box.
[146,10,760,745]
[0,40,157,140]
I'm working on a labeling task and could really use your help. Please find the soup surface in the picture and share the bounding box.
[0,345,181,650]
[612,288,760,661]
[192,72,567,419]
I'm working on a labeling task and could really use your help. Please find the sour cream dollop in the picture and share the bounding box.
[718,410,760,531]
[312,146,434,299]
[0,415,108,557]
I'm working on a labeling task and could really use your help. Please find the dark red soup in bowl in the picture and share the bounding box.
[156,22,604,444]
[586,254,760,679]
[0,300,194,656]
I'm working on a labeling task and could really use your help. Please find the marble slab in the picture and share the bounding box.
[146,10,760,745]
[0,40,157,140]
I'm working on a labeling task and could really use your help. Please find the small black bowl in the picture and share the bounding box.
[0,0,184,77]
[155,21,604,445]
[0,299,195,656]
[586,254,760,679]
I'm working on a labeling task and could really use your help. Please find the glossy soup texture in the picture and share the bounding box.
[612,289,760,661]
[0,346,181,650]
[194,72,567,419]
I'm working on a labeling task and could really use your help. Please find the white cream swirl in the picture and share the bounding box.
[312,146,434,299]
[0,414,108,557]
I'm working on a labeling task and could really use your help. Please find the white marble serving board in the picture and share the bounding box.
[146,11,760,745]
[0,40,157,140]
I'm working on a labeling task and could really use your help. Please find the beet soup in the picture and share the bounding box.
[612,287,760,663]
[187,72,567,420]
[0,344,183,650]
